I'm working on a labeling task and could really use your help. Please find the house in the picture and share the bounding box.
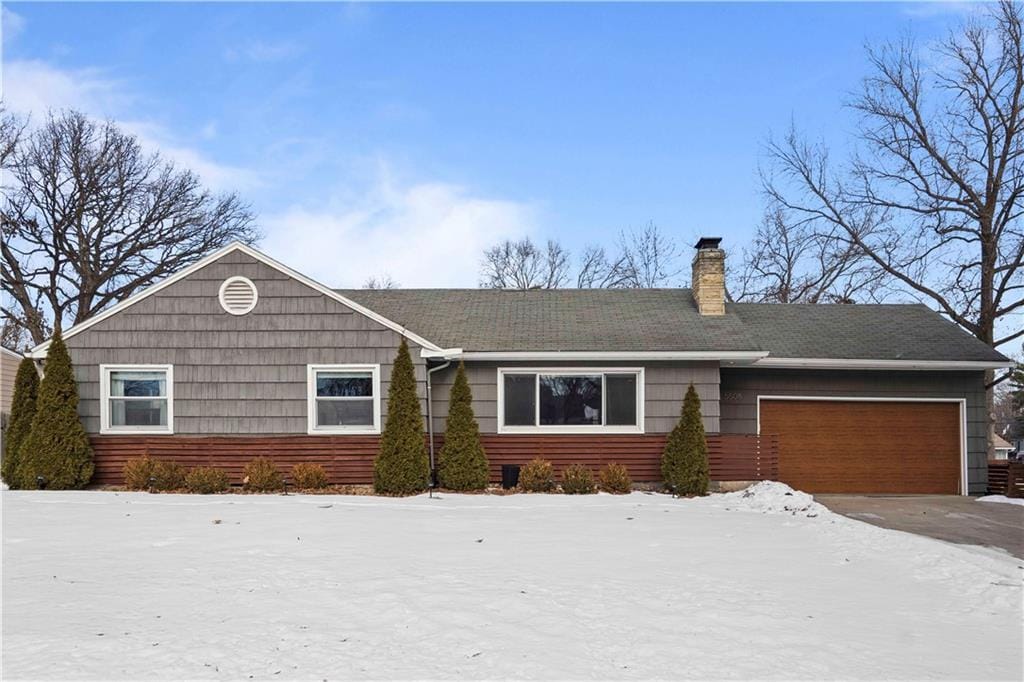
[1,346,24,433]
[25,238,1012,495]
[992,435,1015,461]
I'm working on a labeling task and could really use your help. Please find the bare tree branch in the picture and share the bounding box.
[362,274,399,290]
[764,2,1024,349]
[1,110,260,344]
[731,203,889,303]
[479,237,571,290]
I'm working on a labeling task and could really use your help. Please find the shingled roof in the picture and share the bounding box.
[339,288,1009,363]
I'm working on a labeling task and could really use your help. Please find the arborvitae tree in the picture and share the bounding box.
[661,384,709,495]
[2,357,39,488]
[438,362,490,491]
[374,338,429,494]
[18,331,94,489]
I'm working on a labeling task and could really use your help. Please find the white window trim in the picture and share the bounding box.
[307,364,382,435]
[496,367,645,435]
[755,395,969,496]
[218,275,259,315]
[99,364,174,435]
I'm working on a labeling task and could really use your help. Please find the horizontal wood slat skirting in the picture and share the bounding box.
[987,460,1024,498]
[88,433,779,487]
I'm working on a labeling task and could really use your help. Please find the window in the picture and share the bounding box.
[100,365,173,434]
[307,365,381,434]
[498,368,644,433]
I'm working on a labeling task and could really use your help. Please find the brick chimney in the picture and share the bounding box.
[691,237,725,316]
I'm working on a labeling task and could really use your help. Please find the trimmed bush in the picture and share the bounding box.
[374,339,429,495]
[598,463,633,494]
[438,362,490,491]
[151,460,186,491]
[2,357,39,488]
[18,331,94,489]
[661,384,709,496]
[185,466,230,494]
[123,456,156,490]
[518,457,555,493]
[291,463,329,489]
[243,456,282,492]
[561,464,597,494]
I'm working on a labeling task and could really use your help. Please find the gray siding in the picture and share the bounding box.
[65,251,427,435]
[430,361,720,434]
[720,368,989,493]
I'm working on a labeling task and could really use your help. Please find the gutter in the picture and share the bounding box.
[423,349,769,363]
[751,357,1015,371]
[422,348,1011,371]
[425,359,452,487]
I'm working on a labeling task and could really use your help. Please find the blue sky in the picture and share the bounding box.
[2,1,978,288]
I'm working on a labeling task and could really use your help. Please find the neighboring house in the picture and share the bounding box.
[1,346,24,431]
[26,238,1012,495]
[992,435,1014,461]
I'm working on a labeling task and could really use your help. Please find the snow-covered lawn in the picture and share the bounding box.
[2,484,1021,681]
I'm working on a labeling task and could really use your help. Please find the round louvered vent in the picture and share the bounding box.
[218,276,258,315]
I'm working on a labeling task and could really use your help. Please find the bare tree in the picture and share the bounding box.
[0,107,24,169]
[480,237,571,289]
[732,204,887,303]
[765,2,1023,358]
[483,223,683,290]
[763,2,1024,456]
[615,222,683,288]
[1,110,260,344]
[362,274,399,290]
[1,315,30,352]
[576,244,631,288]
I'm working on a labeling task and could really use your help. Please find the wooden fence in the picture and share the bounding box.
[987,460,1024,498]
[88,432,780,487]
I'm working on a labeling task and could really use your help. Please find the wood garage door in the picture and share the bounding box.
[759,400,961,494]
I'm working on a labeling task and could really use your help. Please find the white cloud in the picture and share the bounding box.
[1,59,129,116]
[2,6,26,42]
[200,121,218,139]
[262,170,537,288]
[1,59,259,192]
[223,40,302,64]
[119,118,261,192]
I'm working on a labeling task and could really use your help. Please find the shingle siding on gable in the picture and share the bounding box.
[430,361,721,434]
[719,368,989,493]
[65,250,428,435]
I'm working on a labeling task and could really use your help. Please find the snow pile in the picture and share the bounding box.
[977,494,1024,507]
[708,480,827,517]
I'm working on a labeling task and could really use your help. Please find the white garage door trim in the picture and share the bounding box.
[755,395,968,496]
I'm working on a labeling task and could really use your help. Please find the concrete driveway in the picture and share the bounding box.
[818,495,1024,559]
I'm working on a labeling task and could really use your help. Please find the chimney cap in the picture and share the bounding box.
[695,237,723,250]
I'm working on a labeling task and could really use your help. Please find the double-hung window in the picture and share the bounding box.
[100,365,173,434]
[498,368,644,433]
[307,364,381,434]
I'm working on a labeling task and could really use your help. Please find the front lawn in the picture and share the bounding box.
[2,484,1021,680]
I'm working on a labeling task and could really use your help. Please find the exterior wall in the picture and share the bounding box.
[719,368,989,494]
[64,250,427,435]
[429,361,720,435]
[88,432,777,486]
[1,348,22,420]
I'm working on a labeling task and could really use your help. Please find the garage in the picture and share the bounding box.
[759,399,963,495]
